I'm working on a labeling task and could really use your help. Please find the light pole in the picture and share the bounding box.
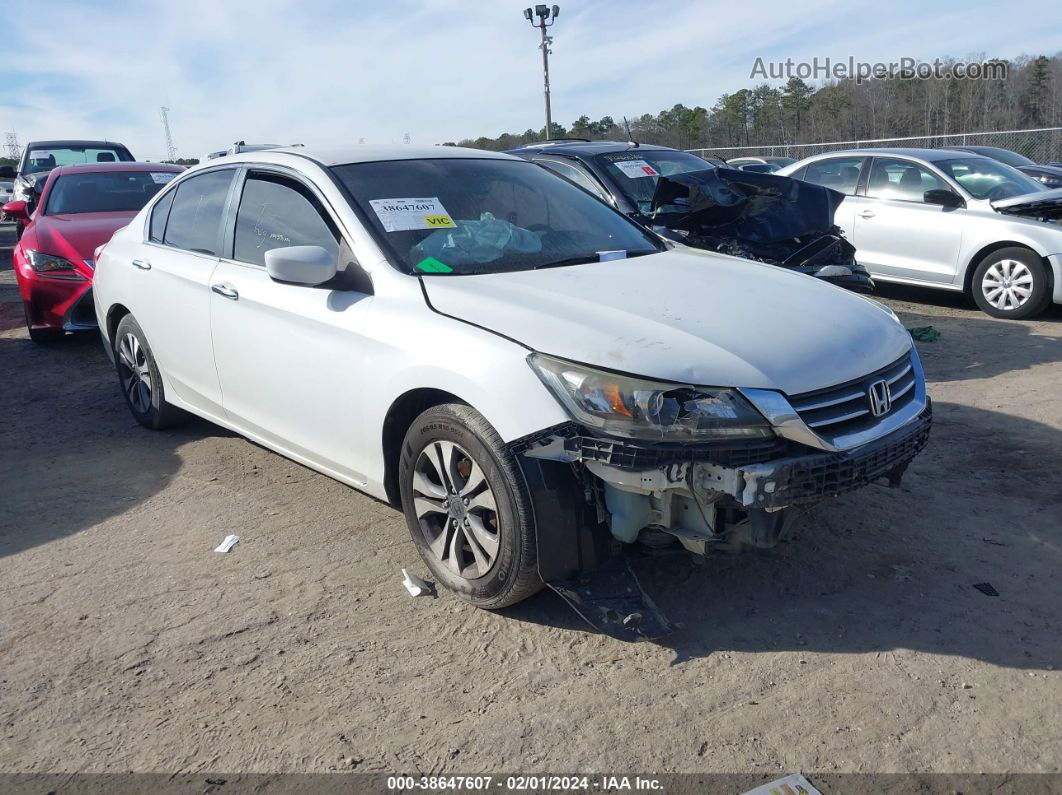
[523,5,559,140]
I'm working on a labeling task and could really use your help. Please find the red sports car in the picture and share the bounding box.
[3,161,183,342]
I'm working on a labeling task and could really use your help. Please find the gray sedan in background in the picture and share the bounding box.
[778,148,1062,318]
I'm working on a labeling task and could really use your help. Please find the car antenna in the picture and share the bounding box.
[623,117,639,147]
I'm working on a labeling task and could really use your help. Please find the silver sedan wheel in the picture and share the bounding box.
[117,333,152,414]
[412,440,500,579]
[982,259,1034,311]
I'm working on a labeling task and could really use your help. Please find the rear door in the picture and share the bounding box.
[852,157,965,284]
[209,167,375,483]
[131,167,236,418]
[797,155,867,237]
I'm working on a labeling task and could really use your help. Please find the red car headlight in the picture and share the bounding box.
[25,250,86,280]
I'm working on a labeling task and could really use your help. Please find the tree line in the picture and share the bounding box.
[446,53,1062,152]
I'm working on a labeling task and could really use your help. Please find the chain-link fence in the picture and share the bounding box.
[687,127,1062,165]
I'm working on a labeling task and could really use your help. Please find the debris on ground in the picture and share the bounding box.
[214,534,240,553]
[908,325,940,342]
[742,772,822,795]
[401,568,433,597]
[973,582,1000,597]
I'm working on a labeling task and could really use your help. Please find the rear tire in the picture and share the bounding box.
[24,302,64,343]
[398,403,542,609]
[113,315,186,430]
[971,247,1051,319]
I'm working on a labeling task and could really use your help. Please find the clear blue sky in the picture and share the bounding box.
[2,0,1059,160]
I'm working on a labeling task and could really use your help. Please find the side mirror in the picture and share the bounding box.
[0,165,15,179]
[924,188,964,208]
[264,245,337,286]
[2,200,29,222]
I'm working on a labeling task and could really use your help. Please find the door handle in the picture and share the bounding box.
[859,210,876,219]
[211,283,239,300]
[131,258,151,270]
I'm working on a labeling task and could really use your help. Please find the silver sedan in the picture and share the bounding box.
[778,148,1062,319]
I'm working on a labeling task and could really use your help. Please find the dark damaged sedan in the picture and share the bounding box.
[509,140,874,292]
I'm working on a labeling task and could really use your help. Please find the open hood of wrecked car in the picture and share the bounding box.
[650,167,845,243]
[422,248,911,397]
[990,187,1062,220]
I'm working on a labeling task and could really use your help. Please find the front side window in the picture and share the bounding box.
[595,150,715,213]
[44,171,176,215]
[802,157,865,194]
[162,169,235,256]
[866,158,947,202]
[24,145,134,175]
[934,157,1044,201]
[233,174,340,266]
[331,158,662,275]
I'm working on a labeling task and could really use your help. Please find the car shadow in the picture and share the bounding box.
[506,399,1062,671]
[0,333,227,559]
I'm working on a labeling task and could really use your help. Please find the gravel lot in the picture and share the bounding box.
[1,218,1061,776]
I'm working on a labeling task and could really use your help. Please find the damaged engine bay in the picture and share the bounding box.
[649,167,875,292]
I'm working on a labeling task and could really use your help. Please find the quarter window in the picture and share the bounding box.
[233,174,339,266]
[149,189,176,243]
[803,157,864,194]
[866,158,947,202]
[162,169,235,256]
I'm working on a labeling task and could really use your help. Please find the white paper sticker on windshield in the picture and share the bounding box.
[150,172,176,184]
[369,197,456,232]
[613,159,660,179]
[30,150,54,161]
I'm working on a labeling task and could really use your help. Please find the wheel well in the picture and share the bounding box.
[381,388,463,508]
[105,304,131,346]
[963,241,1052,294]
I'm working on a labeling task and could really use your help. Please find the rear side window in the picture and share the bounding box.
[162,169,235,256]
[149,189,176,243]
[534,158,609,201]
[803,157,865,195]
[233,173,339,266]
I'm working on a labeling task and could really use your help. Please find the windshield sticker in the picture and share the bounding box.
[150,172,176,184]
[369,197,456,232]
[415,256,454,273]
[30,151,54,161]
[597,250,627,262]
[613,159,660,179]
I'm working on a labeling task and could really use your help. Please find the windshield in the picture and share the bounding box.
[331,158,662,275]
[935,157,1045,200]
[24,145,134,175]
[44,171,176,215]
[972,147,1035,168]
[595,150,716,214]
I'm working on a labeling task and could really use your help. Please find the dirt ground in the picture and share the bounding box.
[1,218,1060,777]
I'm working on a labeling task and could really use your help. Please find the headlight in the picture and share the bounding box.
[529,354,773,441]
[26,250,84,279]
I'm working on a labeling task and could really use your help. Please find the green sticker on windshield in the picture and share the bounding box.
[416,257,453,273]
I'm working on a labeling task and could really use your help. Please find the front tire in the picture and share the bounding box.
[971,247,1051,319]
[113,315,186,429]
[398,403,542,609]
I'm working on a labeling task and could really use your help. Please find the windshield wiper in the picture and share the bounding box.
[532,251,657,270]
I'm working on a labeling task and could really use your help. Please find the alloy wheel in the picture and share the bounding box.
[412,440,500,579]
[117,332,152,414]
[982,259,1034,311]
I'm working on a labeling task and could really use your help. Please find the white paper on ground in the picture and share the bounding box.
[401,568,431,597]
[741,773,822,795]
[369,197,456,232]
[613,159,660,179]
[214,534,240,553]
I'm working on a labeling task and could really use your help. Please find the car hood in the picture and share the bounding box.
[422,248,911,396]
[30,211,137,262]
[990,187,1062,220]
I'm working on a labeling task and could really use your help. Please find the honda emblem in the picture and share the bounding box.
[867,379,892,417]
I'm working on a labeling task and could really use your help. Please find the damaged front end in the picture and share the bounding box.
[649,168,875,293]
[513,350,931,641]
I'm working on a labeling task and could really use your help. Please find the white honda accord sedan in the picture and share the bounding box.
[93,145,931,637]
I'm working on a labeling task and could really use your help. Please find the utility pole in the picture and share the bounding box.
[523,5,560,140]
[160,107,178,162]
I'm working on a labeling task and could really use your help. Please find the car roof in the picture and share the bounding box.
[509,140,675,156]
[209,144,520,168]
[26,139,130,149]
[49,162,183,176]
[802,147,992,163]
